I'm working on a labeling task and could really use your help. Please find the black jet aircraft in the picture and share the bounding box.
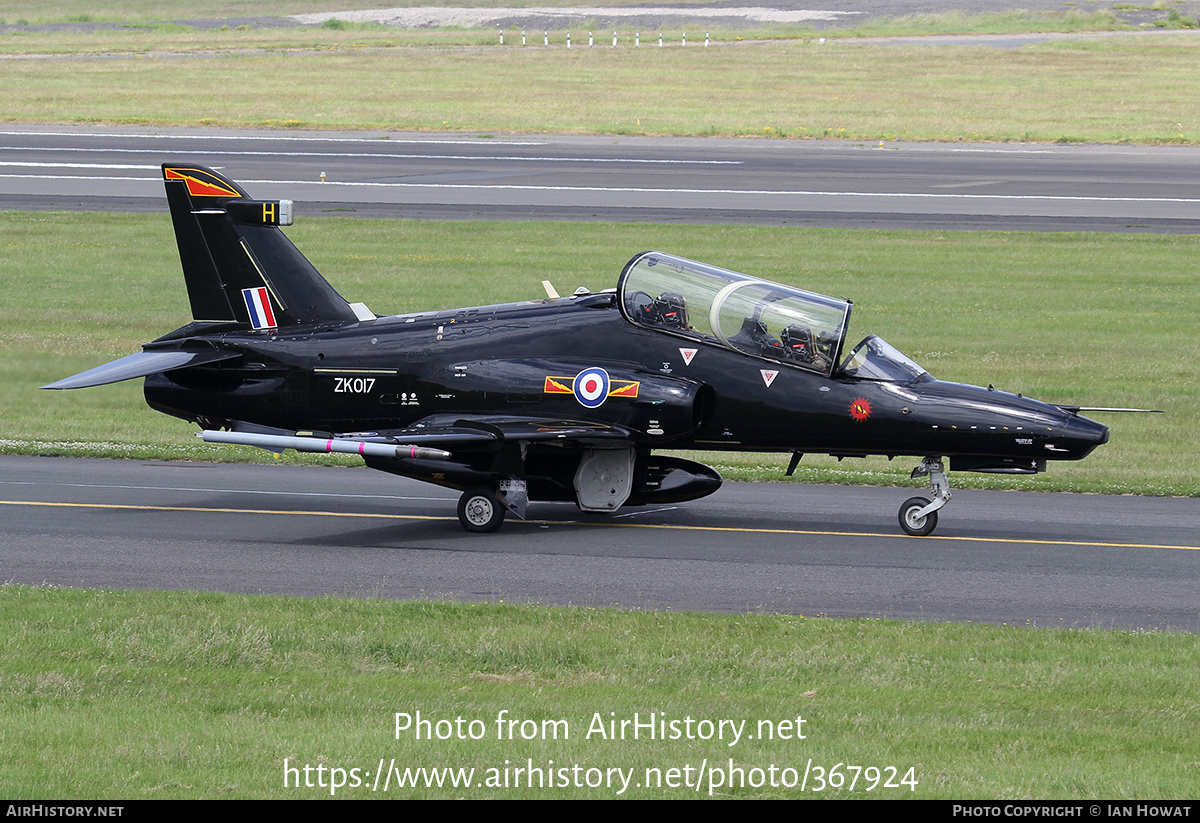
[44,164,1112,535]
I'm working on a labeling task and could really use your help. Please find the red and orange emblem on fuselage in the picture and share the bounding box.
[849,397,872,422]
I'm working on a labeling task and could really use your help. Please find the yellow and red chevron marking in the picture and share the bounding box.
[163,167,241,198]
[543,376,574,394]
[608,380,640,399]
[543,376,640,399]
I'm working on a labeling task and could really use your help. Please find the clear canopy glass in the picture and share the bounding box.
[618,251,933,383]
[837,335,930,383]
[618,251,853,377]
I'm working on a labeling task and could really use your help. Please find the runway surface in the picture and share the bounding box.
[2,456,1197,630]
[5,126,1200,231]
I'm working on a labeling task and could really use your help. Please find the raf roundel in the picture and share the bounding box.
[573,367,610,408]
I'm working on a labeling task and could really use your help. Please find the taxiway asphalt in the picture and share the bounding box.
[2,456,1197,630]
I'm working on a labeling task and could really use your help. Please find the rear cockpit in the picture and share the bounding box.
[619,252,856,377]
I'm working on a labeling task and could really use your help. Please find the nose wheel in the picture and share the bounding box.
[899,457,950,536]
[899,496,938,536]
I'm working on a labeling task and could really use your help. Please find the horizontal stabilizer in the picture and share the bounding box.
[41,349,239,390]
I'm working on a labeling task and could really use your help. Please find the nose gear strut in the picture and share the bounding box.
[899,457,951,536]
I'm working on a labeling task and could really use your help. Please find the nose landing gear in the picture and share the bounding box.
[899,457,951,536]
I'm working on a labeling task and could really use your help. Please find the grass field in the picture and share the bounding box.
[3,11,1200,142]
[2,584,1197,799]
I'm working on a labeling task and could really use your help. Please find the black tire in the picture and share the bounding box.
[898,496,938,536]
[458,486,506,533]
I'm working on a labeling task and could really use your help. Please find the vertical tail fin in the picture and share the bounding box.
[162,164,359,329]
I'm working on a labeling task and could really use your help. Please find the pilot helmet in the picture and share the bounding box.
[653,292,689,329]
[781,324,814,361]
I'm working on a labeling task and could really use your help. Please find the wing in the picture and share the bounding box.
[371,413,636,449]
[200,415,635,458]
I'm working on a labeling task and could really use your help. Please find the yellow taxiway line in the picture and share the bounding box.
[3,498,1198,552]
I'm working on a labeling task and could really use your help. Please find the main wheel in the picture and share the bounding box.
[458,486,506,533]
[898,496,938,536]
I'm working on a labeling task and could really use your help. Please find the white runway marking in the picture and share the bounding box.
[4,170,1200,207]
[0,161,157,170]
[0,129,546,146]
[0,146,740,165]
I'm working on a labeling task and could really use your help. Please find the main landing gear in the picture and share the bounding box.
[899,457,951,537]
[456,479,528,533]
[458,487,505,533]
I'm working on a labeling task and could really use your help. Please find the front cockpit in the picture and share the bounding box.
[618,251,928,383]
[838,335,931,383]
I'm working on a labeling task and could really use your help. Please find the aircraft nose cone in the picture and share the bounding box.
[1064,413,1109,457]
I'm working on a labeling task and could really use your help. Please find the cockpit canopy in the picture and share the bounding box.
[619,251,852,378]
[617,251,930,383]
